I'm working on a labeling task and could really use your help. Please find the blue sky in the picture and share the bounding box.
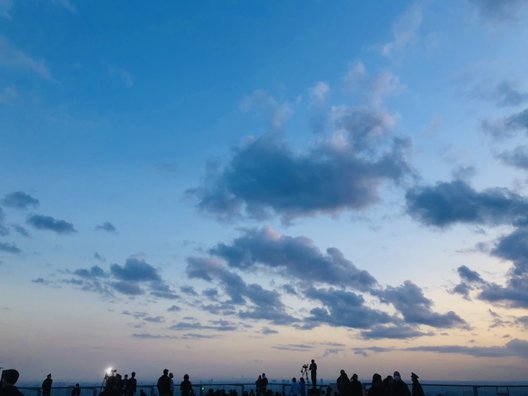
[1,0,528,384]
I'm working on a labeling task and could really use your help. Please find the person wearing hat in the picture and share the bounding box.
[411,373,424,396]
[390,371,410,396]
[0,369,24,396]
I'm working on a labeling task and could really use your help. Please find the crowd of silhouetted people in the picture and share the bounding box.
[1,363,425,396]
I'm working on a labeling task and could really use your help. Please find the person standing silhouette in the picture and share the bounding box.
[157,369,171,396]
[309,360,317,392]
[42,374,53,396]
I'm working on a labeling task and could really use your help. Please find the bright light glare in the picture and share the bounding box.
[106,367,113,375]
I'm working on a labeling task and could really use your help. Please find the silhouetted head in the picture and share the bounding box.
[311,360,314,363]
[292,378,296,383]
[340,370,345,376]
[184,374,189,380]
[1,369,20,386]
[371,374,382,386]
[163,369,169,375]
[131,372,136,378]
[169,373,174,379]
[47,374,52,379]
[393,371,401,380]
[351,374,358,381]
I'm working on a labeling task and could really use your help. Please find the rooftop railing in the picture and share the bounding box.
[18,383,528,396]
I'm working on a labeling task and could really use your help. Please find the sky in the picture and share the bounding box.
[1,0,528,385]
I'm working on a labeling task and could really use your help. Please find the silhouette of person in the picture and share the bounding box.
[180,374,193,396]
[122,375,129,396]
[127,372,137,396]
[349,374,362,396]
[308,360,317,391]
[289,378,300,396]
[390,372,410,396]
[71,384,81,396]
[382,376,393,395]
[256,375,263,396]
[261,374,268,396]
[410,373,424,396]
[336,370,350,396]
[169,373,174,396]
[367,374,384,396]
[299,378,306,396]
[157,369,171,396]
[42,374,53,396]
[0,369,23,396]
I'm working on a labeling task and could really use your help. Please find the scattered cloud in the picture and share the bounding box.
[170,319,238,332]
[406,338,528,359]
[493,81,528,107]
[111,258,161,282]
[0,208,8,236]
[0,241,21,254]
[239,90,292,131]
[180,286,198,296]
[2,191,39,209]
[210,227,378,290]
[381,3,423,57]
[112,281,143,295]
[496,146,528,170]
[458,265,484,283]
[376,281,467,328]
[74,265,106,279]
[360,325,432,340]
[133,333,178,340]
[95,221,117,233]
[190,124,411,222]
[12,225,29,237]
[108,65,134,87]
[272,344,314,352]
[406,180,528,228]
[482,107,528,139]
[309,81,331,105]
[303,287,393,329]
[0,36,53,80]
[65,257,179,300]
[469,0,527,23]
[260,327,278,335]
[352,339,528,359]
[343,61,366,88]
[186,256,296,325]
[26,214,76,234]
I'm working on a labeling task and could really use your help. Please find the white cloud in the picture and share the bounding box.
[309,81,330,104]
[371,71,405,105]
[0,36,53,80]
[381,3,423,57]
[240,90,292,130]
[344,61,366,88]
[109,65,134,87]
